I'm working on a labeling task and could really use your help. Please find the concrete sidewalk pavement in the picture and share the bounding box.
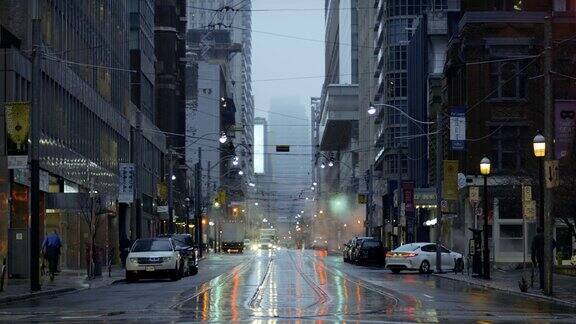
[435,266,576,306]
[0,266,125,305]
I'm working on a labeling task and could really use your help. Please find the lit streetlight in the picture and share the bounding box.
[219,132,228,144]
[480,156,491,280]
[533,133,546,229]
[367,103,377,115]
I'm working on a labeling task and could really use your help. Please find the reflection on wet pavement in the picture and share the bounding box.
[178,250,401,322]
[0,250,575,323]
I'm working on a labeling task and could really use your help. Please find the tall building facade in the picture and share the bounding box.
[316,0,360,246]
[187,0,254,179]
[0,0,131,271]
[155,0,188,224]
[129,0,166,239]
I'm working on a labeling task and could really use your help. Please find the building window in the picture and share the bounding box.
[490,126,528,173]
[489,62,527,99]
[385,154,408,175]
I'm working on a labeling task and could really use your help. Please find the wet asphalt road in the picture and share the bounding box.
[1,249,575,323]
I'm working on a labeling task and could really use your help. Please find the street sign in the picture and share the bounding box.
[545,160,560,188]
[118,163,135,203]
[523,200,536,222]
[441,200,449,213]
[469,186,479,203]
[276,145,290,152]
[475,207,483,217]
[522,186,532,202]
[157,206,168,213]
[7,156,28,169]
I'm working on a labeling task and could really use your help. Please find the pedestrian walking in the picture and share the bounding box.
[531,227,556,290]
[42,230,62,280]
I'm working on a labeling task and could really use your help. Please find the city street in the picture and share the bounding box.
[1,250,575,323]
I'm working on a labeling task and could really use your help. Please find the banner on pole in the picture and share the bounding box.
[118,163,135,203]
[555,100,576,159]
[5,102,30,169]
[442,160,459,200]
[402,181,415,212]
[450,107,466,151]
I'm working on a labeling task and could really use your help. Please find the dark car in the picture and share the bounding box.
[158,234,198,276]
[350,236,375,264]
[355,240,386,266]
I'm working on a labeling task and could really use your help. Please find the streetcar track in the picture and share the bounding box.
[170,255,256,311]
[247,257,274,309]
[302,251,401,307]
[287,250,331,309]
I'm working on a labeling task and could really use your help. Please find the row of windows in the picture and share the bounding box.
[386,19,412,46]
[384,154,408,175]
[387,45,408,72]
[40,0,129,112]
[386,0,430,17]
[39,72,129,173]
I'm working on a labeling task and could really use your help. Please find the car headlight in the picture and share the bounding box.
[129,258,138,264]
[163,257,173,263]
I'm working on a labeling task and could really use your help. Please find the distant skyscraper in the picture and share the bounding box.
[268,98,311,222]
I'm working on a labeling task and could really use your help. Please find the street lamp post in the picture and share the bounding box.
[480,157,491,280]
[533,133,546,229]
[185,197,191,234]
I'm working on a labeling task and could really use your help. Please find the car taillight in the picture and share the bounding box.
[386,252,394,257]
[403,253,418,258]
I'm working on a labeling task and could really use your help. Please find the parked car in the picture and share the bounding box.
[126,238,181,282]
[356,239,386,266]
[386,242,463,274]
[343,239,353,262]
[160,234,199,276]
[350,236,375,264]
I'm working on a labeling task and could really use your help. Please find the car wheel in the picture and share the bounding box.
[126,271,138,283]
[170,268,179,281]
[178,260,185,278]
[454,258,464,273]
[391,268,401,274]
[419,260,431,274]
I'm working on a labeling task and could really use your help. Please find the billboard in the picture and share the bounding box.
[254,124,265,174]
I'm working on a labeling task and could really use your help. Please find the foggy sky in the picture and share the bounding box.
[252,0,325,119]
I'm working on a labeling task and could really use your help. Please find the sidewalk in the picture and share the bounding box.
[0,266,124,305]
[435,266,576,306]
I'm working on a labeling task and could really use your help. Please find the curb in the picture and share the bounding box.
[0,287,76,305]
[433,273,576,308]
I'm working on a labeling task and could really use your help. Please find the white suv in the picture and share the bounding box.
[126,238,181,282]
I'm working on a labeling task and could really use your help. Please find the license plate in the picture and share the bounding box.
[145,266,155,272]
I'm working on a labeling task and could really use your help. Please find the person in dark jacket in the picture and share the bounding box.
[531,227,556,290]
[42,230,62,278]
